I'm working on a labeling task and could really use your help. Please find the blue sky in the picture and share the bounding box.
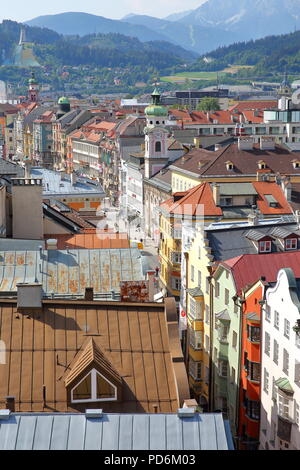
[0,0,206,22]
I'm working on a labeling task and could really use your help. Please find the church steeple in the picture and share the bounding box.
[28,71,39,103]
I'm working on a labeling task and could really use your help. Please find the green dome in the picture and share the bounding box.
[29,78,37,85]
[145,105,168,117]
[58,96,70,105]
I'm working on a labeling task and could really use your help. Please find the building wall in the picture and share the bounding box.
[0,185,6,237]
[12,180,43,240]
[259,269,300,451]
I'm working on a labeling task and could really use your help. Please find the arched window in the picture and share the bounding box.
[155,141,161,152]
[156,121,160,125]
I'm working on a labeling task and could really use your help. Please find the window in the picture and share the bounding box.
[231,367,236,384]
[274,310,279,329]
[189,329,203,350]
[248,362,261,382]
[246,400,260,420]
[219,324,229,343]
[224,288,229,306]
[218,360,228,377]
[247,325,260,342]
[296,332,300,349]
[189,297,202,320]
[205,305,210,324]
[189,358,201,381]
[155,141,161,152]
[283,349,289,375]
[172,277,181,291]
[232,331,237,349]
[215,281,220,298]
[205,334,209,352]
[264,332,271,356]
[259,240,271,253]
[198,270,201,287]
[272,376,277,401]
[191,265,195,282]
[265,305,271,322]
[278,393,292,420]
[206,277,210,294]
[273,339,279,365]
[172,251,181,264]
[71,369,117,403]
[284,319,290,339]
[285,238,297,250]
[295,401,300,426]
[263,368,269,394]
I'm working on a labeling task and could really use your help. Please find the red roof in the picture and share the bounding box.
[253,181,293,215]
[45,232,130,250]
[160,183,222,217]
[222,251,300,294]
[229,101,277,112]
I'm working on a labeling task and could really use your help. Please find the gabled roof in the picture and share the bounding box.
[65,338,122,388]
[160,183,222,217]
[221,251,300,294]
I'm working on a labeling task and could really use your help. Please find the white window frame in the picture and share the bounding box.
[284,319,290,339]
[274,310,279,330]
[172,277,181,291]
[172,251,181,264]
[263,368,269,394]
[218,360,228,378]
[189,329,203,350]
[264,332,271,356]
[259,240,271,253]
[71,368,117,403]
[273,339,279,365]
[285,238,297,250]
[283,349,289,375]
[265,305,271,322]
[189,297,203,321]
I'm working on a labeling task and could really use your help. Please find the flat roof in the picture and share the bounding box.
[31,168,106,197]
[0,412,233,450]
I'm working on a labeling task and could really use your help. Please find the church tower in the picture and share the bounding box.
[28,71,39,103]
[144,89,169,179]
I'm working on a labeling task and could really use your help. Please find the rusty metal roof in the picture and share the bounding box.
[0,248,144,298]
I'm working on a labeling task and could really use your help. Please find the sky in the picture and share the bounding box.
[0,0,206,23]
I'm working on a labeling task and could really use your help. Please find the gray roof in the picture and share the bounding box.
[0,248,144,298]
[247,312,260,322]
[245,229,267,241]
[218,182,257,196]
[187,287,203,297]
[0,412,234,450]
[31,168,105,197]
[0,239,45,251]
[270,227,298,239]
[206,220,300,261]
[215,309,230,321]
[0,158,24,177]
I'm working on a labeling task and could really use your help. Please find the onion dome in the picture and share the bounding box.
[145,88,168,117]
[58,96,70,105]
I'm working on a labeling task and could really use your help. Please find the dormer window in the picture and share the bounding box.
[292,160,300,169]
[285,238,298,250]
[225,161,234,171]
[258,161,266,170]
[259,240,271,253]
[71,369,117,403]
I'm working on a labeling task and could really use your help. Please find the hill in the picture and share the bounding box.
[193,29,300,74]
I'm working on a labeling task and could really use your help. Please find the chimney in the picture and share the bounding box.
[212,183,220,206]
[183,399,198,411]
[5,396,15,412]
[17,283,43,313]
[146,271,155,302]
[260,136,275,151]
[194,137,201,149]
[46,239,58,250]
[248,207,259,226]
[70,172,77,186]
[238,137,254,151]
[282,180,292,202]
[11,178,43,240]
[84,287,94,301]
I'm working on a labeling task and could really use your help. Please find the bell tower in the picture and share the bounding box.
[144,89,169,179]
[28,71,39,103]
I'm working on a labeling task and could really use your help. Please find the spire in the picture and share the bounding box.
[151,88,161,106]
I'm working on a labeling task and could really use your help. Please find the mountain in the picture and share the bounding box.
[121,14,240,54]
[164,10,194,22]
[25,12,172,43]
[194,28,300,74]
[178,0,300,41]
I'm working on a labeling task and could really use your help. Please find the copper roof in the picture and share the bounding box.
[0,298,188,413]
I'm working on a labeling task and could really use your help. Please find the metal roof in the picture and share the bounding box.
[0,412,234,450]
[245,229,268,241]
[218,183,257,196]
[215,309,230,321]
[0,239,45,251]
[270,227,299,239]
[31,168,105,197]
[246,312,260,322]
[275,378,294,394]
[0,248,144,298]
[187,287,204,297]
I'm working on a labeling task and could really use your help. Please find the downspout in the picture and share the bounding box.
[184,252,189,366]
[208,267,214,411]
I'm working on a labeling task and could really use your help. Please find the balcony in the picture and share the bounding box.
[277,416,292,442]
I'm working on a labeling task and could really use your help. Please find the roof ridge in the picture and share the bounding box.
[201,144,231,175]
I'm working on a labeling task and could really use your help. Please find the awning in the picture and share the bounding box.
[187,287,203,298]
[215,309,230,321]
[246,312,260,323]
[275,377,294,394]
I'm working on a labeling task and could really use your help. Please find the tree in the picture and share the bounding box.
[196,97,220,112]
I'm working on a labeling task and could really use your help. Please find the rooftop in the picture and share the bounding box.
[45,232,130,250]
[0,248,144,299]
[31,168,105,197]
[0,412,233,450]
[0,298,189,413]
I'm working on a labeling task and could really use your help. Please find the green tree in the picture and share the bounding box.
[196,97,220,112]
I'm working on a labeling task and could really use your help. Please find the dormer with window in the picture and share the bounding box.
[292,159,300,169]
[245,230,273,253]
[65,338,122,408]
[270,227,300,251]
[225,160,234,171]
[258,160,267,170]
